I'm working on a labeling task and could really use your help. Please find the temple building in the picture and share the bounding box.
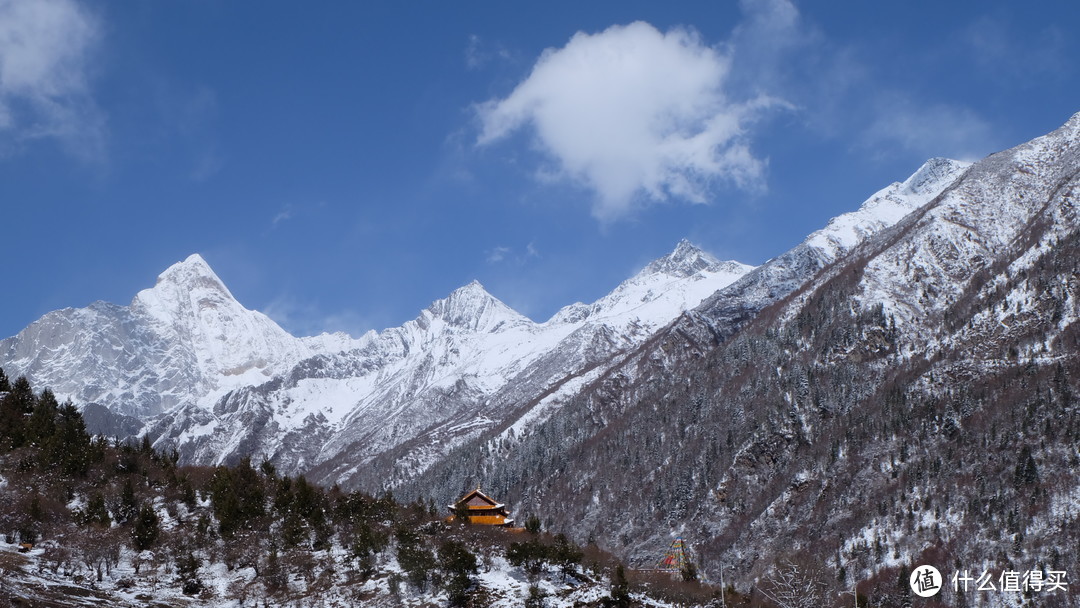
[448,486,515,527]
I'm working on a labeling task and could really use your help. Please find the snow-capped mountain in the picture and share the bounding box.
[0,138,972,497]
[692,156,970,336]
[399,112,1080,604]
[148,241,754,488]
[0,254,338,419]
[402,151,974,522]
[0,240,753,488]
[4,112,1077,608]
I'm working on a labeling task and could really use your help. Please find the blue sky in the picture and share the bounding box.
[1,0,1077,339]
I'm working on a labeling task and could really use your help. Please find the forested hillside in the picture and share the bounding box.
[402,114,1080,608]
[0,368,729,607]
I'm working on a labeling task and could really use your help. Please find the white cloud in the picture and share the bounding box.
[0,0,104,159]
[465,34,512,71]
[485,243,539,265]
[465,34,485,70]
[272,204,294,226]
[486,246,511,263]
[962,15,1068,83]
[476,21,778,220]
[862,100,996,163]
[263,295,373,338]
[725,0,1000,165]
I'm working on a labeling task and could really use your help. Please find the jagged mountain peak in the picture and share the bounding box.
[546,241,753,327]
[133,254,245,328]
[458,278,486,293]
[144,253,235,306]
[153,253,231,295]
[798,157,969,258]
[425,280,530,332]
[127,254,315,399]
[1064,109,1080,130]
[900,157,970,196]
[671,238,712,260]
[642,239,722,278]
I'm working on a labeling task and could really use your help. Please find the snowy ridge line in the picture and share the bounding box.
[0,238,753,490]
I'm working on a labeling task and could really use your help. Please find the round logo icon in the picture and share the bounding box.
[910,565,942,598]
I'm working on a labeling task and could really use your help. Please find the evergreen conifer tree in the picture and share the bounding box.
[177,552,203,595]
[439,539,478,606]
[132,504,160,550]
[608,564,631,607]
[116,478,139,525]
[83,494,111,528]
[25,388,58,447]
[1014,446,1039,488]
[0,376,34,448]
[525,514,542,534]
[47,402,91,475]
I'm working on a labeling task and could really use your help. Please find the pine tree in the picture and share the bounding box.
[453,497,471,524]
[47,402,91,476]
[293,475,325,527]
[82,494,111,528]
[396,528,436,592]
[209,458,266,537]
[439,540,478,606]
[507,538,549,577]
[273,475,294,515]
[116,478,139,525]
[681,560,699,582]
[25,389,58,448]
[139,434,154,456]
[1013,446,1039,488]
[608,564,631,607]
[281,511,307,548]
[350,520,388,578]
[264,545,287,594]
[132,504,160,550]
[525,513,542,534]
[0,376,34,448]
[260,458,277,478]
[551,534,582,579]
[177,552,203,595]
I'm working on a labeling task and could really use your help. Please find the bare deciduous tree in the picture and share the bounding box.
[760,560,828,608]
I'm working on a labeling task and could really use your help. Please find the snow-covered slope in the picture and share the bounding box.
[0,241,754,489]
[145,242,754,488]
[0,255,349,418]
[694,157,969,334]
[0,152,972,493]
[395,112,1080,604]
[403,154,973,509]
[0,527,692,608]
